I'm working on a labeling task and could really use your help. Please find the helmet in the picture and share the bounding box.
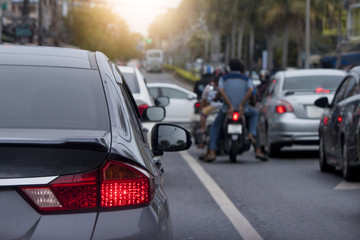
[259,69,270,83]
[202,65,214,75]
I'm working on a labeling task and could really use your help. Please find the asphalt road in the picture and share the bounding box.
[143,70,360,240]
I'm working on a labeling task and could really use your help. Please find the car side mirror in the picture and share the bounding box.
[314,97,330,108]
[187,95,197,100]
[141,106,166,122]
[151,123,192,153]
[155,96,169,107]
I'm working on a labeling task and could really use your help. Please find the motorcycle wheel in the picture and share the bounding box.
[229,141,237,163]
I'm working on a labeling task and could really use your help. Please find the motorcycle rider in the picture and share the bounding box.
[196,70,224,148]
[256,69,271,102]
[201,59,267,162]
[193,64,214,100]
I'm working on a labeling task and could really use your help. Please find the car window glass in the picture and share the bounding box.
[0,66,109,130]
[332,77,350,105]
[344,78,357,98]
[161,87,187,99]
[121,72,140,93]
[120,85,146,143]
[265,79,277,98]
[283,75,343,91]
[149,87,159,98]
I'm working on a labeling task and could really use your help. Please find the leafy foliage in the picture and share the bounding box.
[67,6,141,61]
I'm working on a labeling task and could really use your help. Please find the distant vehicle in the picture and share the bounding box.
[118,66,169,142]
[148,82,198,123]
[146,49,163,72]
[126,59,141,69]
[0,45,191,239]
[315,66,360,181]
[257,69,346,157]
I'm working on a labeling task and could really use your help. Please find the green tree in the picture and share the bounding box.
[67,5,141,61]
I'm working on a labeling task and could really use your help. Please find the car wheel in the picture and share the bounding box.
[319,136,330,172]
[342,141,355,181]
[266,127,280,157]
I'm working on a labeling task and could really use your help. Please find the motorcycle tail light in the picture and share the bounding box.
[275,100,293,114]
[19,161,154,213]
[232,112,240,121]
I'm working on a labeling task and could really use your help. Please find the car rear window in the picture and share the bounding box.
[0,66,109,130]
[122,72,140,93]
[283,75,344,91]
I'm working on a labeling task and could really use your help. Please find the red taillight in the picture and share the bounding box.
[138,104,149,116]
[338,116,342,122]
[232,112,240,121]
[315,87,330,93]
[20,171,98,212]
[20,161,153,213]
[100,161,152,208]
[324,116,328,125]
[275,100,293,114]
[195,102,201,108]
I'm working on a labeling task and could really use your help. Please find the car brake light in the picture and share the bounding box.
[101,161,153,208]
[20,171,98,212]
[338,116,342,122]
[195,102,201,108]
[324,116,328,125]
[138,104,149,116]
[19,161,154,213]
[232,112,240,121]
[316,87,330,93]
[275,100,293,114]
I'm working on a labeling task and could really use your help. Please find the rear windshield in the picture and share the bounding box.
[0,66,109,130]
[122,72,140,93]
[148,53,161,58]
[283,75,344,91]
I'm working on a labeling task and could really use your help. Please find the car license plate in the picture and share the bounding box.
[227,124,242,134]
[306,105,323,118]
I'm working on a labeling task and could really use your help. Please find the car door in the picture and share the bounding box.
[325,77,351,161]
[159,87,195,122]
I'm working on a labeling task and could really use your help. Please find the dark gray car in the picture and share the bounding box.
[0,45,191,239]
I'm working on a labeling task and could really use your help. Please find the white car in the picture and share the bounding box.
[147,82,198,123]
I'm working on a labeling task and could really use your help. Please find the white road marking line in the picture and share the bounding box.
[334,181,360,190]
[179,151,263,240]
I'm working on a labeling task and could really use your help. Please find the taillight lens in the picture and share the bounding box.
[275,100,293,114]
[19,161,153,213]
[20,171,98,212]
[138,104,149,116]
[100,161,153,208]
[315,87,330,93]
[232,112,240,121]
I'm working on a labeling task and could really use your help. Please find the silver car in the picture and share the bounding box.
[258,69,346,156]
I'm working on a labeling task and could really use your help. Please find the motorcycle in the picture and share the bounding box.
[220,111,252,162]
[198,109,251,162]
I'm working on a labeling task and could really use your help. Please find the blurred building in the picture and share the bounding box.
[1,0,62,45]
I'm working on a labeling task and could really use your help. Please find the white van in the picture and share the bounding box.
[146,49,163,72]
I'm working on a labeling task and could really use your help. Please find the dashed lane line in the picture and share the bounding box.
[179,151,263,240]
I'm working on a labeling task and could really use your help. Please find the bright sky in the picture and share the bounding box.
[110,0,182,37]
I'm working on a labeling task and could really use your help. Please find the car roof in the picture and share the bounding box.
[118,66,136,73]
[0,45,95,69]
[281,69,346,78]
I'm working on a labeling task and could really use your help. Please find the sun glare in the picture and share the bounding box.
[110,0,181,36]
